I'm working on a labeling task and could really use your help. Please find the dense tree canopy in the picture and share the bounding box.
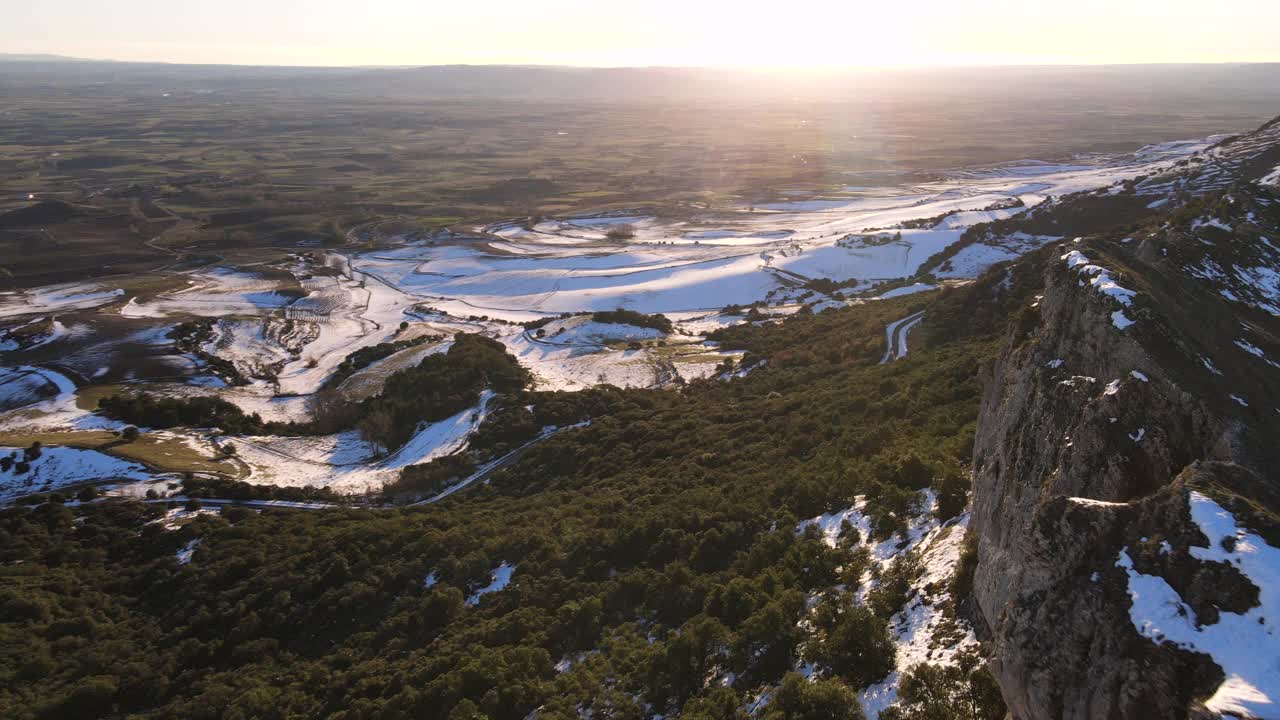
[0,259,1037,719]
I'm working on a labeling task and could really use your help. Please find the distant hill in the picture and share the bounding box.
[2,56,1280,107]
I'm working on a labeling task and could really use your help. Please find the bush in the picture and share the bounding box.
[764,673,866,720]
[933,471,970,521]
[950,534,979,601]
[879,655,1006,720]
[868,552,923,619]
[804,593,896,687]
[121,426,140,442]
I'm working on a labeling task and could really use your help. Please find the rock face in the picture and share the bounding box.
[968,117,1280,719]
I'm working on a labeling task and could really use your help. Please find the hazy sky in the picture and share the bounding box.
[6,0,1279,67]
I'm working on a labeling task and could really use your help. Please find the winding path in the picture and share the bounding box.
[879,311,926,364]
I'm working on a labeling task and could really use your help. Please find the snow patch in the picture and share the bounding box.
[1116,492,1280,719]
[467,563,515,606]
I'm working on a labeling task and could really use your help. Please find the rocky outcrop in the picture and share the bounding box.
[969,227,1279,717]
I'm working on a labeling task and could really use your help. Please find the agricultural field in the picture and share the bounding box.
[0,114,1241,504]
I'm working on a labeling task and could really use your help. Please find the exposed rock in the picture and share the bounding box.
[968,116,1280,719]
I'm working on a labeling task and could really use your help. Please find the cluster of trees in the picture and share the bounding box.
[167,319,249,386]
[519,309,673,337]
[353,334,529,450]
[590,308,673,334]
[97,394,267,435]
[390,454,477,496]
[322,333,443,390]
[179,475,344,504]
[0,264,1035,719]
[99,333,531,454]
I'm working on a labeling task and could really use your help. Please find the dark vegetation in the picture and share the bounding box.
[97,334,529,453]
[880,652,1006,720]
[168,320,249,386]
[589,308,674,334]
[97,394,265,435]
[322,333,443,390]
[520,310,674,336]
[0,263,1036,719]
[391,455,478,496]
[178,475,344,505]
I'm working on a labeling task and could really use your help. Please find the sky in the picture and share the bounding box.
[5,0,1280,68]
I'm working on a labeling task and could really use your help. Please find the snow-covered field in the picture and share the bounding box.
[0,133,1218,499]
[219,391,493,494]
[413,142,1203,317]
[0,445,151,501]
[0,282,124,319]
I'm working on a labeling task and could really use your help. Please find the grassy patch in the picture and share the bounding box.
[0,429,238,476]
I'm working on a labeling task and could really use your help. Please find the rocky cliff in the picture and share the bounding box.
[969,118,1280,719]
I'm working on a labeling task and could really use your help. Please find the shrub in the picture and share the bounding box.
[879,655,1006,720]
[804,593,896,687]
[765,672,866,720]
[868,552,923,619]
[604,223,636,240]
[933,470,969,521]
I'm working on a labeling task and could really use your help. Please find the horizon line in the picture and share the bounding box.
[4,52,1280,72]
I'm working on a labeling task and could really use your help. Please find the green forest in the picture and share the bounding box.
[0,253,1042,720]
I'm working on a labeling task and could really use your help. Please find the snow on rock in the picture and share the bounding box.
[1046,359,1065,369]
[1062,250,1137,306]
[466,563,515,606]
[0,446,151,501]
[1116,492,1280,719]
[1111,311,1136,330]
[1068,497,1130,508]
[1201,356,1224,376]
